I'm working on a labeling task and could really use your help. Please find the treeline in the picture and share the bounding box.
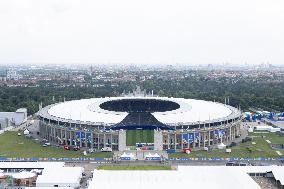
[1,78,284,115]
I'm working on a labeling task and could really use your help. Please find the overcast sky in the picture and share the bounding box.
[0,0,283,65]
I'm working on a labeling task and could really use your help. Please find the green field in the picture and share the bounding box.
[0,131,113,158]
[97,165,173,170]
[126,130,154,146]
[169,132,284,158]
[1,131,283,159]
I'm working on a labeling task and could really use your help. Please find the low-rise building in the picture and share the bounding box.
[0,162,83,188]
[0,108,28,129]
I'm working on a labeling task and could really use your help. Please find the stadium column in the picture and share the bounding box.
[235,123,239,136]
[91,132,94,150]
[229,125,232,141]
[110,133,113,149]
[167,133,170,149]
[52,126,54,142]
[233,124,236,139]
[85,130,87,148]
[97,134,100,150]
[238,122,240,136]
[69,130,73,146]
[226,127,229,143]
[203,132,206,148]
[174,133,177,150]
[154,130,163,151]
[208,130,211,146]
[118,130,126,151]
[103,133,106,148]
[60,129,63,144]
[231,125,234,140]
[51,126,53,142]
[187,134,190,149]
[53,126,56,142]
[198,132,201,148]
[64,129,67,144]
[78,130,81,147]
[44,121,47,139]
[47,124,50,141]
[79,130,83,148]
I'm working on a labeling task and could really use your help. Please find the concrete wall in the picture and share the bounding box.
[154,130,163,151]
[118,130,126,151]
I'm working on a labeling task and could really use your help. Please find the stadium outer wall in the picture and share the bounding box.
[38,118,241,151]
[37,98,242,151]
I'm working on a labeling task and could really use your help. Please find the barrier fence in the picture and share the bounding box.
[0,157,283,161]
[168,157,284,161]
[0,157,112,162]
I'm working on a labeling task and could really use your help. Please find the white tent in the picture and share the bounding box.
[30,169,43,175]
[145,153,154,158]
[120,152,128,158]
[153,153,160,158]
[120,152,136,160]
[128,153,135,159]
[36,167,83,188]
[89,166,263,189]
[23,129,30,135]
[13,171,36,179]
[217,143,226,149]
[248,127,254,133]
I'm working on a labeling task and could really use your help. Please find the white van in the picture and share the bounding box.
[101,147,112,152]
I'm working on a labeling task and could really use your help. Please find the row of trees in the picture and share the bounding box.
[1,77,284,115]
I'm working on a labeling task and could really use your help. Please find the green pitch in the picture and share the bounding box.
[126,130,154,146]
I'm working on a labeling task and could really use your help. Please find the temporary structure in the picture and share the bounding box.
[23,129,30,135]
[217,143,226,149]
[120,152,136,160]
[13,171,36,179]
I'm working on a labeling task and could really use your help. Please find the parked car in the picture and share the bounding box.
[72,146,80,151]
[182,148,192,154]
[101,147,112,152]
[63,145,70,150]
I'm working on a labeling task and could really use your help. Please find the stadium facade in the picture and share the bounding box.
[37,87,242,151]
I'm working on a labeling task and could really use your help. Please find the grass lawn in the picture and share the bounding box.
[0,131,113,158]
[169,132,284,158]
[97,165,173,170]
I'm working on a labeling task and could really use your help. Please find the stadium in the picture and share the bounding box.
[37,87,242,151]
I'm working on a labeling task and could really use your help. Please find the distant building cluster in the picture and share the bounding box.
[6,69,23,81]
[1,64,284,88]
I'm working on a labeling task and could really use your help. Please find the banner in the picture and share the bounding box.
[182,133,194,143]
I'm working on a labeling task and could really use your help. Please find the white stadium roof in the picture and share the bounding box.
[38,97,240,125]
[88,166,284,189]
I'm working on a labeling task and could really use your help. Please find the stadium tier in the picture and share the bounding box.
[37,92,242,151]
